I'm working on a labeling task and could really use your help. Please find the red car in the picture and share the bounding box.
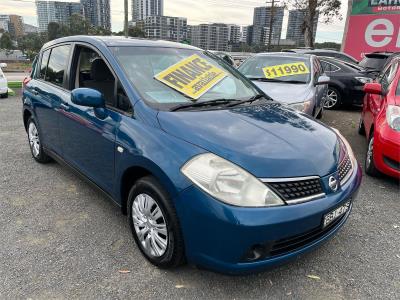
[359,57,400,178]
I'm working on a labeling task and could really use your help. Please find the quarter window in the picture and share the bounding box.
[46,45,71,87]
[38,49,50,79]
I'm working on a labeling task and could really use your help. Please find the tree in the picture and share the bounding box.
[285,0,342,48]
[0,32,13,50]
[47,22,67,40]
[68,13,89,35]
[128,26,146,38]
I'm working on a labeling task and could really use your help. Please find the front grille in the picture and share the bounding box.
[265,177,324,203]
[338,155,352,184]
[269,211,347,257]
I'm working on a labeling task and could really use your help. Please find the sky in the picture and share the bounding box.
[0,0,348,43]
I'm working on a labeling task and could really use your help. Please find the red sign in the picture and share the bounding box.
[343,14,400,60]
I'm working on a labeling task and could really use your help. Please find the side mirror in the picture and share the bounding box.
[0,63,7,68]
[363,83,382,95]
[71,88,105,108]
[315,75,330,86]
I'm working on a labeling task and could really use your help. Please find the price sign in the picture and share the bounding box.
[262,62,310,79]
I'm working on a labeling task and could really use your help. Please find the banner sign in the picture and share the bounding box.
[343,0,400,60]
[263,62,310,79]
[154,54,227,100]
[352,0,400,14]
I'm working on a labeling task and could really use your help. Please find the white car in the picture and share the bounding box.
[0,63,8,98]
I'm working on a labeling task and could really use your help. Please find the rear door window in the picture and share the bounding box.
[38,49,50,79]
[45,45,71,87]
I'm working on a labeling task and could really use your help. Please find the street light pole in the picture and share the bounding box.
[124,0,129,38]
[267,0,275,52]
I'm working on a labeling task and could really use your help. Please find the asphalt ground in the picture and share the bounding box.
[0,91,399,299]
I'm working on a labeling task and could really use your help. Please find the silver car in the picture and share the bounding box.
[238,53,329,119]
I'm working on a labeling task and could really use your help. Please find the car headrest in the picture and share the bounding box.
[91,58,113,81]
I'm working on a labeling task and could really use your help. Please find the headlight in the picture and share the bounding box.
[181,153,284,207]
[289,100,311,112]
[386,105,400,131]
[355,77,372,84]
[331,128,357,167]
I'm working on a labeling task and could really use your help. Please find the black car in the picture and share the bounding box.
[319,56,374,109]
[359,52,400,74]
[283,49,358,65]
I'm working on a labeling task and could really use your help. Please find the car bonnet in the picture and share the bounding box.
[158,102,340,178]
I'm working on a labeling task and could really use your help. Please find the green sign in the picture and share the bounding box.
[351,0,400,15]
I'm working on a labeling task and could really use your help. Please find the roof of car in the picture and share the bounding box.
[255,52,312,58]
[283,49,340,54]
[42,35,200,50]
[364,52,399,58]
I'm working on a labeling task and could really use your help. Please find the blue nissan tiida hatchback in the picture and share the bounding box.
[22,36,362,274]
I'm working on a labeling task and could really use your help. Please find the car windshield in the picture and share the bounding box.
[111,46,259,109]
[359,57,386,70]
[238,56,311,83]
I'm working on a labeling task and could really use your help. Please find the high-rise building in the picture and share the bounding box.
[227,24,241,44]
[36,1,82,32]
[9,15,24,38]
[286,9,319,46]
[0,15,10,33]
[190,23,229,51]
[132,0,164,22]
[141,16,187,42]
[81,0,111,31]
[24,24,39,34]
[252,5,284,45]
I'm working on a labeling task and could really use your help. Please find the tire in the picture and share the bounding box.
[0,93,7,98]
[324,87,341,110]
[358,117,366,135]
[27,117,51,163]
[365,134,381,177]
[127,176,185,268]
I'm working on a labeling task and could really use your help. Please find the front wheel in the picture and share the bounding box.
[365,135,381,177]
[27,117,51,163]
[127,176,185,268]
[324,87,341,110]
[358,117,366,135]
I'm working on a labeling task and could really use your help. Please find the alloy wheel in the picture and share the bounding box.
[131,193,168,257]
[324,89,338,109]
[28,122,40,157]
[366,137,374,168]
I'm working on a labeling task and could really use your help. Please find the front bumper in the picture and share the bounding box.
[174,163,362,274]
[374,122,400,178]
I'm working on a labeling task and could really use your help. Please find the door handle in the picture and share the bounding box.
[60,103,70,110]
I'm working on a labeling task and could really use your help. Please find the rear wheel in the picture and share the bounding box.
[365,134,381,177]
[127,176,185,268]
[27,117,51,163]
[324,87,341,109]
[0,93,7,98]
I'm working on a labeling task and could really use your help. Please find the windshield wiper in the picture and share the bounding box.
[226,94,267,107]
[170,98,241,112]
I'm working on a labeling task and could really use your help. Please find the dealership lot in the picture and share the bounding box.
[0,92,399,299]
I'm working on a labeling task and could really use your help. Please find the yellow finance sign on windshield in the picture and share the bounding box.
[262,62,310,79]
[154,54,227,100]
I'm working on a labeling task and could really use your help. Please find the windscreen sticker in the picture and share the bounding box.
[262,62,310,79]
[154,54,227,100]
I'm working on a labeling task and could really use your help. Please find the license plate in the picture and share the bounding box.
[323,201,351,228]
